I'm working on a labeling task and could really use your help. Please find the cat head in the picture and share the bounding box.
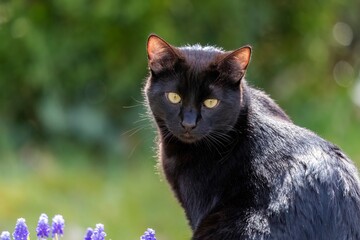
[145,34,251,144]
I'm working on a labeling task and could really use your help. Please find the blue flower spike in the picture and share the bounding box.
[51,215,65,240]
[36,213,50,239]
[13,218,29,240]
[84,228,93,240]
[140,228,156,240]
[91,224,106,240]
[0,231,11,240]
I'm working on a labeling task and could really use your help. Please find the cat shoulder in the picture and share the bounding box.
[245,84,291,122]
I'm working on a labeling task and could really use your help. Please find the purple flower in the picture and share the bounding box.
[12,218,29,240]
[0,231,11,240]
[36,213,50,239]
[140,228,156,240]
[51,215,65,237]
[84,228,93,240]
[91,224,106,240]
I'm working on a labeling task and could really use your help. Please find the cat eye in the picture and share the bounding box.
[166,92,182,104]
[203,99,219,108]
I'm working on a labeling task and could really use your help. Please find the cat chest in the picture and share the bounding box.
[177,167,221,230]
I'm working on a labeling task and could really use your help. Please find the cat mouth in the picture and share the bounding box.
[179,132,199,143]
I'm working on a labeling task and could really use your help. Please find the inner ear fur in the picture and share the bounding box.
[217,46,252,82]
[147,34,181,73]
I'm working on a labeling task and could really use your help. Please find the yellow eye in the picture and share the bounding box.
[166,92,181,104]
[203,99,219,108]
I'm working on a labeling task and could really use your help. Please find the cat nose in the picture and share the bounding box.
[181,120,196,131]
[181,110,197,131]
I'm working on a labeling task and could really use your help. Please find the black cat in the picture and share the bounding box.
[144,34,360,240]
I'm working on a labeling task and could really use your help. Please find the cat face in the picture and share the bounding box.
[145,35,251,144]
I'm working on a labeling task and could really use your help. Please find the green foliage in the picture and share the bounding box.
[0,0,359,238]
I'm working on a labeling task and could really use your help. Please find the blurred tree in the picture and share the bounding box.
[0,0,359,162]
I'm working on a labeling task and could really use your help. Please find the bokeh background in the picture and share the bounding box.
[0,0,359,239]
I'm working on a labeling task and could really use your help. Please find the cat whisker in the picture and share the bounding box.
[206,130,240,164]
[122,124,152,137]
[160,126,175,143]
[209,131,232,145]
[202,134,224,157]
[122,103,144,109]
[135,114,154,124]
[122,97,148,109]
[201,136,218,155]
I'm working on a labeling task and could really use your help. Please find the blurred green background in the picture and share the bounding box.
[0,0,359,239]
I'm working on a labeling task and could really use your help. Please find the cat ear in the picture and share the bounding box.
[217,46,252,82]
[147,34,180,74]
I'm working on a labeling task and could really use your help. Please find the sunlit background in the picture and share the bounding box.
[0,0,359,239]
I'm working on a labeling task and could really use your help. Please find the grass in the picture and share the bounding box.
[0,146,191,240]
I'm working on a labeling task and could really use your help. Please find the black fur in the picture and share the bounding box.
[144,35,360,239]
